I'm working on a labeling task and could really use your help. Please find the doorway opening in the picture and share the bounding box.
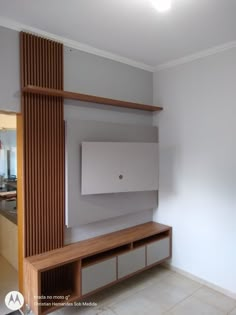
[0,111,19,314]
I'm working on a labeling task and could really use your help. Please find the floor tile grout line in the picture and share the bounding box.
[162,284,236,315]
[192,287,236,314]
[104,270,203,315]
[105,305,119,315]
[162,263,236,302]
[192,294,228,314]
[160,266,236,314]
[91,270,174,312]
[227,308,236,315]
[100,284,149,309]
[227,304,236,314]
[101,270,174,308]
[162,284,204,314]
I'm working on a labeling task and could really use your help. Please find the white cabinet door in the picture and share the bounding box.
[81,142,158,195]
[147,238,170,266]
[82,258,116,295]
[118,247,145,279]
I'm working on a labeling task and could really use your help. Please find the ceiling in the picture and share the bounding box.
[0,0,235,69]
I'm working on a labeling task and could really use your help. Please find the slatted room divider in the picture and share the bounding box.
[19,32,65,291]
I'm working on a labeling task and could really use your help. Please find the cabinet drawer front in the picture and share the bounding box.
[147,237,170,266]
[118,247,145,279]
[82,258,116,295]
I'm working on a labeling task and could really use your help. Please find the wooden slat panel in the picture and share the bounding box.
[20,32,64,258]
[20,33,65,305]
[24,98,64,256]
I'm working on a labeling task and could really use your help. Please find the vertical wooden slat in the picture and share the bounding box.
[18,32,25,293]
[19,32,65,296]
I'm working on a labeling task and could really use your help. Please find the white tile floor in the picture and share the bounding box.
[1,254,236,315]
[0,255,19,315]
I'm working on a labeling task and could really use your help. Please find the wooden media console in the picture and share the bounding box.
[24,222,172,314]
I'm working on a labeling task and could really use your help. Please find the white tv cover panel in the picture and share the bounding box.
[81,142,158,195]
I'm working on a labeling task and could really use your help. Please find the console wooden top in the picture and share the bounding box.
[25,222,171,272]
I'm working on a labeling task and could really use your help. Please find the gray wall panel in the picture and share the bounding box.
[66,120,158,227]
[64,47,153,105]
[0,27,20,112]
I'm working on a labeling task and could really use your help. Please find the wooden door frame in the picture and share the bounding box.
[16,113,24,293]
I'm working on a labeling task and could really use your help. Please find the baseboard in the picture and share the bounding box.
[162,262,236,300]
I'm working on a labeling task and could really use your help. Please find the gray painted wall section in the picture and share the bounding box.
[0,26,153,111]
[0,26,155,243]
[64,106,155,243]
[0,27,20,112]
[65,209,153,244]
[64,46,153,105]
[65,120,158,227]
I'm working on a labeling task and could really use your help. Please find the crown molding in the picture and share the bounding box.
[1,16,235,73]
[155,40,236,71]
[0,16,154,72]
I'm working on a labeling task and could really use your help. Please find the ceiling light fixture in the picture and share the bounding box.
[151,0,172,12]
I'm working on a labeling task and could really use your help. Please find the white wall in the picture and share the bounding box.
[153,48,236,296]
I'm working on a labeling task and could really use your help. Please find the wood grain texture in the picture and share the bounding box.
[17,114,24,293]
[20,32,64,257]
[26,222,171,271]
[20,33,65,304]
[22,85,163,112]
[24,221,172,315]
[24,260,40,315]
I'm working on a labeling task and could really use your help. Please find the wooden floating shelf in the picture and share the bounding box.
[22,85,163,112]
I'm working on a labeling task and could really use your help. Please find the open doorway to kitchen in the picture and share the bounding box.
[0,112,19,315]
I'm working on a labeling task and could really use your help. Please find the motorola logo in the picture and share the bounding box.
[5,291,24,311]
